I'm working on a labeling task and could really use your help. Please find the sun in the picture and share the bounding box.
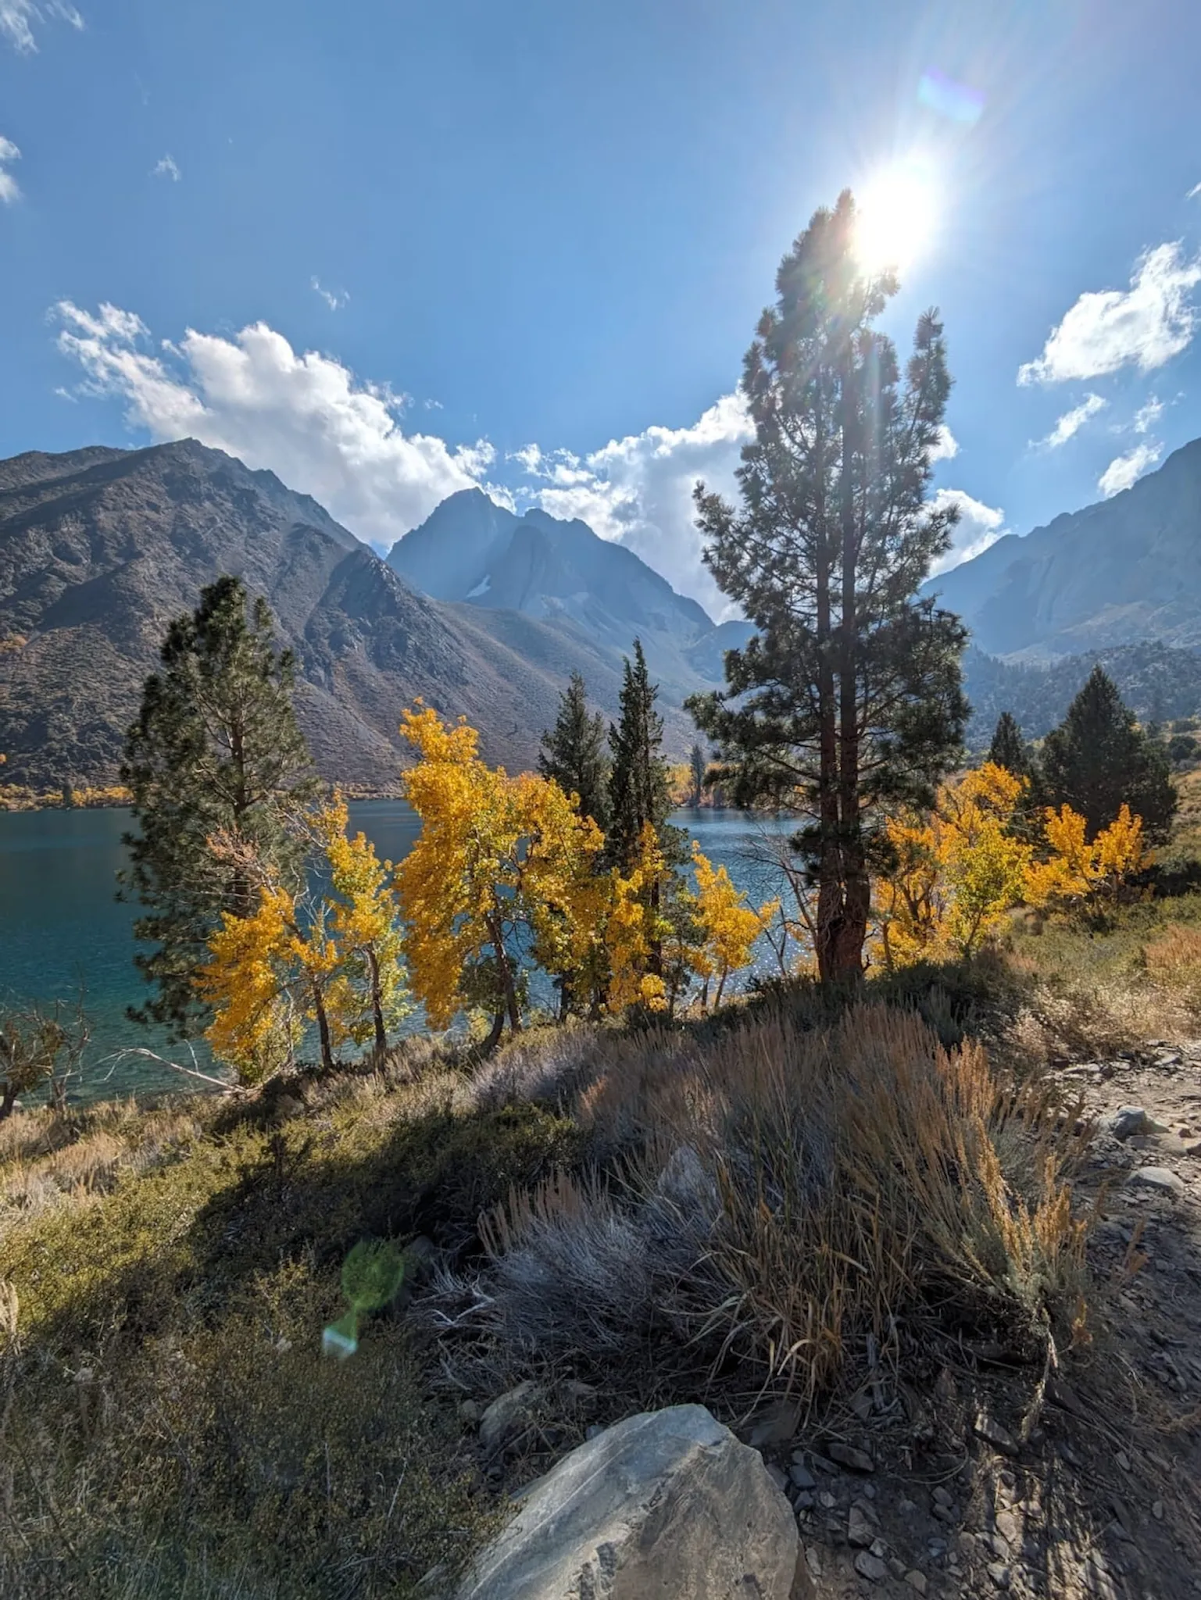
[853,160,939,276]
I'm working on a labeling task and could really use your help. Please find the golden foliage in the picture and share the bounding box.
[1026,803,1150,912]
[689,845,779,1007]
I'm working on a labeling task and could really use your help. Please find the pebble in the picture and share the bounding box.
[854,1551,889,1583]
[987,1562,1013,1589]
[995,1510,1020,1546]
[975,1413,1020,1456]
[933,1485,955,1509]
[848,1506,875,1547]
[1107,1106,1150,1141]
[905,1572,929,1596]
[790,1461,817,1490]
[827,1441,875,1473]
[1114,1449,1131,1472]
[1126,1167,1185,1196]
[1152,1500,1165,1520]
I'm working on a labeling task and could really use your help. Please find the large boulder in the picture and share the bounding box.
[455,1403,804,1600]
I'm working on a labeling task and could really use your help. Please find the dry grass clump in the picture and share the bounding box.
[455,1005,1092,1410]
[1143,924,1201,1014]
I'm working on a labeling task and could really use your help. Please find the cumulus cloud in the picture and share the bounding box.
[1133,395,1163,434]
[0,134,20,202]
[1036,392,1107,449]
[311,277,349,311]
[1017,242,1201,385]
[926,488,1007,576]
[1098,441,1162,498]
[1,0,82,53]
[929,425,959,462]
[515,394,754,617]
[53,301,495,549]
[151,154,180,182]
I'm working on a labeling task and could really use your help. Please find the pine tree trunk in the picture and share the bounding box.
[814,397,844,985]
[833,360,868,982]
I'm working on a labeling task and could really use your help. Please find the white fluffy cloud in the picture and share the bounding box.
[515,394,754,618]
[926,488,1007,576]
[1133,395,1163,434]
[151,154,180,182]
[1098,441,1162,498]
[1037,392,1107,449]
[53,301,494,548]
[1018,243,1201,385]
[929,425,959,463]
[1,0,81,52]
[0,134,19,202]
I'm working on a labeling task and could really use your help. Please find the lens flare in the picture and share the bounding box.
[853,160,940,276]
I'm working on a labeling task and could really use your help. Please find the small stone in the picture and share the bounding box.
[974,1413,1020,1456]
[1114,1449,1131,1471]
[793,1490,815,1512]
[458,1399,482,1424]
[1126,1166,1185,1196]
[898,1498,919,1516]
[1107,1106,1150,1141]
[932,1502,956,1523]
[888,1557,907,1579]
[478,1381,547,1455]
[790,1462,817,1490]
[767,1464,789,1493]
[854,1550,889,1583]
[933,1486,955,1509]
[870,1538,887,1559]
[987,1562,1012,1589]
[827,1441,875,1473]
[1152,1499,1165,1520]
[995,1509,1020,1546]
[819,1491,836,1510]
[849,1507,876,1545]
[850,1391,873,1421]
[905,1571,928,1595]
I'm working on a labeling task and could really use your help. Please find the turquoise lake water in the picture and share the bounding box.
[0,803,795,1102]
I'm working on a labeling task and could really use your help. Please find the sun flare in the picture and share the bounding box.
[854,161,939,276]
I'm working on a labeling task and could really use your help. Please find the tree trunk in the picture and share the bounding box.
[832,337,868,982]
[365,947,387,1061]
[481,1004,506,1055]
[487,910,522,1035]
[312,986,336,1075]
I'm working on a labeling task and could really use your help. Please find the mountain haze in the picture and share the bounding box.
[927,438,1201,661]
[0,443,710,789]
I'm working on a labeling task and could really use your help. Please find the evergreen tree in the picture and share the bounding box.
[606,640,674,874]
[688,741,708,807]
[987,712,1030,777]
[687,193,967,983]
[120,576,318,1037]
[1040,664,1176,841]
[538,670,610,830]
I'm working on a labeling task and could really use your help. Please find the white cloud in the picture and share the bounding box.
[53,301,495,549]
[926,488,1007,576]
[1,0,82,53]
[1036,392,1107,449]
[929,425,958,462]
[1017,242,1201,385]
[0,134,20,202]
[151,154,180,182]
[1098,441,1162,498]
[311,277,349,311]
[515,393,754,617]
[1188,181,1201,201]
[1133,395,1163,434]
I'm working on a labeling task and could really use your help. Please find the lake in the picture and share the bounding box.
[0,803,797,1102]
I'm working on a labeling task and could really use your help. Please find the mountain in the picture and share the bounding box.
[962,641,1201,748]
[926,437,1201,660]
[0,442,708,790]
[387,490,721,702]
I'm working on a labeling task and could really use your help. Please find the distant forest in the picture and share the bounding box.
[963,641,1201,748]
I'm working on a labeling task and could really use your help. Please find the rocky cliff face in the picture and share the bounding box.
[0,442,702,789]
[926,437,1201,660]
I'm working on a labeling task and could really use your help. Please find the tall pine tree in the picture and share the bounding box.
[688,192,967,982]
[120,576,318,1036]
[1040,664,1176,840]
[988,712,1030,777]
[688,741,708,807]
[606,640,675,874]
[538,670,610,830]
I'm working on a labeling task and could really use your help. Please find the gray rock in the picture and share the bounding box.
[1126,1166,1185,1196]
[905,1572,928,1595]
[789,1461,817,1490]
[826,1441,874,1472]
[974,1413,1019,1456]
[478,1381,547,1455]
[1107,1106,1150,1141]
[848,1505,876,1547]
[854,1550,889,1582]
[454,1404,803,1600]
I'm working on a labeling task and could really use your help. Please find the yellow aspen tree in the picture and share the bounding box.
[690,846,779,1008]
[521,777,607,1018]
[199,886,301,1084]
[1027,801,1150,914]
[604,823,671,1013]
[317,795,411,1060]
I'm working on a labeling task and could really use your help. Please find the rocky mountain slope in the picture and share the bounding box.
[387,489,736,704]
[926,437,1201,660]
[0,442,705,789]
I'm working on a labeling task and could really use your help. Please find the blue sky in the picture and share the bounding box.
[2,0,1200,616]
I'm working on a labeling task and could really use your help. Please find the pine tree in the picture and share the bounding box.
[606,640,676,874]
[688,741,708,807]
[120,576,318,1037]
[538,671,610,830]
[1040,665,1176,840]
[687,192,968,983]
[987,712,1030,777]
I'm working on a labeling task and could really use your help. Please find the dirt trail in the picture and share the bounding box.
[778,1044,1201,1600]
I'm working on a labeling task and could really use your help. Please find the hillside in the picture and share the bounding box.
[927,436,1201,659]
[387,490,727,703]
[0,444,707,790]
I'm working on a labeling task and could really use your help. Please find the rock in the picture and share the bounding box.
[854,1550,889,1582]
[1127,1167,1185,1196]
[987,1561,1012,1589]
[904,1571,928,1595]
[458,1399,482,1424]
[974,1413,1020,1456]
[933,1486,954,1509]
[995,1509,1020,1546]
[789,1461,817,1490]
[454,1404,802,1600]
[848,1505,875,1547]
[1107,1106,1150,1141]
[478,1381,547,1456]
[826,1441,874,1473]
